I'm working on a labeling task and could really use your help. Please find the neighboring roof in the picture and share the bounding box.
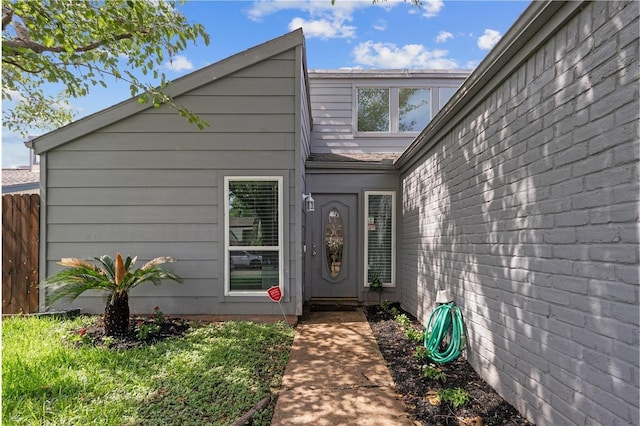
[32,29,306,155]
[308,69,471,80]
[2,167,40,194]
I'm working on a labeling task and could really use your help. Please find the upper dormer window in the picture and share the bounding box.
[356,87,431,134]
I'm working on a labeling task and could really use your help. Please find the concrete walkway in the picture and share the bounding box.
[271,310,414,426]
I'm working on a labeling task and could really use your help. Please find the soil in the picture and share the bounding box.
[70,315,191,350]
[364,303,534,426]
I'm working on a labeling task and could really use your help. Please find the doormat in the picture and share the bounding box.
[308,303,358,312]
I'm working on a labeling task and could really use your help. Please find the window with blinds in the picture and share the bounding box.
[224,177,283,295]
[365,191,396,287]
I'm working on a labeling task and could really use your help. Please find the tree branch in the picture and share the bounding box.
[3,32,140,54]
[1,57,45,74]
[2,6,13,30]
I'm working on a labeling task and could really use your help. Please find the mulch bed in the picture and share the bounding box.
[365,303,534,426]
[68,315,190,350]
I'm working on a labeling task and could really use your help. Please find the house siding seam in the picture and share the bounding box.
[400,2,639,426]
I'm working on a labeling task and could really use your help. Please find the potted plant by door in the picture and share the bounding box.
[368,269,383,304]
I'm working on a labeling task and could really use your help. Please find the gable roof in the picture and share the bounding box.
[32,29,305,154]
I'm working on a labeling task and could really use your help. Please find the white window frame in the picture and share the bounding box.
[354,85,433,136]
[364,191,396,288]
[224,176,283,297]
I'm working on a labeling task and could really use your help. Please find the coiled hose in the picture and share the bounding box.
[424,302,465,363]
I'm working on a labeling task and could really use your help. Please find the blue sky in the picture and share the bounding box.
[2,0,530,167]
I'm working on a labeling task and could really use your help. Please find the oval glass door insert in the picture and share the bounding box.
[325,208,344,278]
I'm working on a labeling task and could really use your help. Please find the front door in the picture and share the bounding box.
[310,194,358,298]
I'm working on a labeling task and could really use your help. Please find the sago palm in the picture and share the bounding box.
[45,253,182,336]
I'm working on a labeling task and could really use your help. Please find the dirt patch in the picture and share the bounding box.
[365,304,534,426]
[69,315,191,350]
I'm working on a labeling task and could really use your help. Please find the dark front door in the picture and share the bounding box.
[310,194,358,298]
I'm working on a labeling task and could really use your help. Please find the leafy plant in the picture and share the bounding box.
[44,253,182,337]
[423,365,447,382]
[368,269,383,292]
[413,346,431,364]
[394,313,412,329]
[390,306,400,318]
[405,327,425,343]
[380,299,391,312]
[135,320,161,340]
[439,387,471,408]
[151,306,165,325]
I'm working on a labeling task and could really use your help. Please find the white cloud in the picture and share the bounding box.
[246,0,407,41]
[477,29,502,50]
[466,60,481,69]
[373,19,387,31]
[3,89,23,103]
[352,41,458,69]
[164,55,194,72]
[422,0,444,18]
[288,16,356,39]
[247,0,380,22]
[435,31,453,43]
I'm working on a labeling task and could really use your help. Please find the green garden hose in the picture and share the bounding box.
[423,302,465,363]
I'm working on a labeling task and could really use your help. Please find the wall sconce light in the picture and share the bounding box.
[303,193,315,212]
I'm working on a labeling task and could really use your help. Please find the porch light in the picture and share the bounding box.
[303,193,315,212]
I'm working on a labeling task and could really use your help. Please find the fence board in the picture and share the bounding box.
[2,194,40,314]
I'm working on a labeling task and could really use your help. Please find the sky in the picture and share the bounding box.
[2,0,530,167]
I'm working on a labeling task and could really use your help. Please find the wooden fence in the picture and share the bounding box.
[2,194,40,314]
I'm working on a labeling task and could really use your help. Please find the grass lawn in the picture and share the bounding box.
[2,316,294,426]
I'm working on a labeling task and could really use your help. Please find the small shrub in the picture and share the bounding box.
[151,306,165,325]
[390,306,400,318]
[405,327,424,343]
[413,346,431,364]
[423,365,447,382]
[71,327,94,346]
[439,387,471,408]
[380,299,391,312]
[135,320,160,340]
[394,313,412,329]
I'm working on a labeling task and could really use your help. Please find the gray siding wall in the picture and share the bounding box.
[400,2,639,425]
[309,72,468,155]
[45,50,303,316]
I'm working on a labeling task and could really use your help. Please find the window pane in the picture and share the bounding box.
[399,88,430,132]
[228,181,279,247]
[439,87,457,109]
[367,194,393,284]
[325,208,343,278]
[357,88,389,132]
[230,250,279,291]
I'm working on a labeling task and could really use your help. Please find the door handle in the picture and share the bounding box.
[311,245,317,256]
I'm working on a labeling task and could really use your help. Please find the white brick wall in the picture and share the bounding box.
[400,2,639,425]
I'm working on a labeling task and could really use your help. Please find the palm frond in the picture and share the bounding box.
[125,256,137,270]
[140,257,175,271]
[44,266,113,306]
[95,255,116,281]
[57,258,97,270]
